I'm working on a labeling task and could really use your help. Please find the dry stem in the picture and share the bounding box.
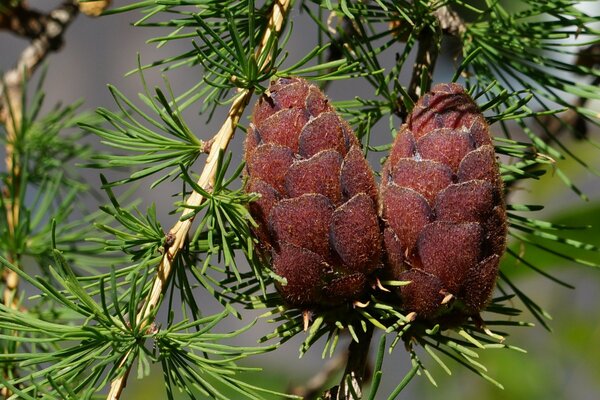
[433,5,466,37]
[105,1,291,398]
[323,326,374,400]
[289,352,349,399]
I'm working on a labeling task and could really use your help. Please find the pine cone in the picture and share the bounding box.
[245,77,381,308]
[381,83,506,319]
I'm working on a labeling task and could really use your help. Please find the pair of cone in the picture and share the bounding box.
[244,77,506,320]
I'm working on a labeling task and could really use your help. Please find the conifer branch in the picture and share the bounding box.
[0,0,79,187]
[0,0,78,308]
[406,6,461,106]
[0,2,79,396]
[105,1,292,398]
[539,43,600,140]
[0,1,597,398]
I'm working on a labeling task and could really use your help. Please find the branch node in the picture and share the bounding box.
[202,138,215,154]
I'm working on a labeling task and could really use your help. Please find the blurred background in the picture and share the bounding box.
[1,1,599,399]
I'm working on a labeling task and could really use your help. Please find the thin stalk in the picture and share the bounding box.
[401,5,463,118]
[105,1,293,399]
[290,352,348,398]
[2,80,21,312]
[325,326,374,400]
[406,24,440,103]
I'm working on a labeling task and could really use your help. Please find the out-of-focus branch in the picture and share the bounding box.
[289,352,349,399]
[0,0,79,308]
[105,1,292,399]
[0,0,79,131]
[434,5,466,37]
[0,2,79,397]
[0,3,48,39]
[539,83,596,141]
[539,43,600,140]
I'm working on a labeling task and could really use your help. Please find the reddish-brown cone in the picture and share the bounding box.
[381,83,506,319]
[245,77,381,308]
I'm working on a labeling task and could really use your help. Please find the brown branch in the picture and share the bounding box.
[289,352,349,399]
[0,3,49,40]
[323,326,374,400]
[320,12,358,92]
[406,24,440,104]
[399,5,465,119]
[0,1,79,122]
[406,6,464,104]
[105,1,292,399]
